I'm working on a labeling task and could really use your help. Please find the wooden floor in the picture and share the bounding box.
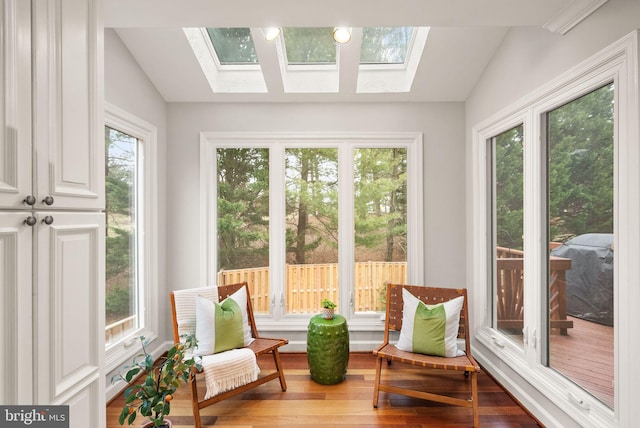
[107,353,541,427]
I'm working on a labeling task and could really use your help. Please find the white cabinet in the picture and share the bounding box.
[0,212,33,405]
[1,0,104,211]
[34,212,105,426]
[0,0,104,426]
[0,0,32,209]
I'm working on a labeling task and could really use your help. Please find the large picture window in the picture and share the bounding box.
[202,133,422,326]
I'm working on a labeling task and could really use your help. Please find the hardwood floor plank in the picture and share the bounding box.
[107,353,540,427]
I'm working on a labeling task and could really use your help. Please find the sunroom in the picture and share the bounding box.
[1,0,639,427]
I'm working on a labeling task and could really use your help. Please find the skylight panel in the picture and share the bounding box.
[283,27,336,65]
[360,27,414,65]
[357,27,429,94]
[184,27,267,93]
[206,28,258,64]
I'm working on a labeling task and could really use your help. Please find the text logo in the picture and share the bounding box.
[0,406,69,428]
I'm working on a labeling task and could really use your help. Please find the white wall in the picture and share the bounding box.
[467,0,640,126]
[465,0,640,426]
[166,101,467,297]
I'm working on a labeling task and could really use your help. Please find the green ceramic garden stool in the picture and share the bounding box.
[307,314,349,385]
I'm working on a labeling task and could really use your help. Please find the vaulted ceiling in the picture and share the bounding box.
[104,0,608,103]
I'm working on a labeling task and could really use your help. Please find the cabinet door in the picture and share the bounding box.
[34,211,104,427]
[32,0,104,211]
[0,212,33,404]
[0,1,32,209]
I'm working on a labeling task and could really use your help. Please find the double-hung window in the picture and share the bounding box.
[201,133,423,333]
[104,104,158,371]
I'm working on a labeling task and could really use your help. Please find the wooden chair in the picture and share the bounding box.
[170,282,288,428]
[372,284,481,427]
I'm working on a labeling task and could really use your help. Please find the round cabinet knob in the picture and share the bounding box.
[24,216,37,226]
[42,196,55,206]
[24,195,36,206]
[42,216,54,225]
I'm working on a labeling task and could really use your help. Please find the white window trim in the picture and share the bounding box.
[471,31,639,428]
[104,103,159,373]
[183,27,268,93]
[200,132,424,331]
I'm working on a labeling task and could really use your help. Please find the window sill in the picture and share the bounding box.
[105,328,157,374]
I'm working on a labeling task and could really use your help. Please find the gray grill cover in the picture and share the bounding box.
[550,233,614,326]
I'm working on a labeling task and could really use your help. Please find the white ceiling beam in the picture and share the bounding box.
[251,28,285,95]
[337,28,362,95]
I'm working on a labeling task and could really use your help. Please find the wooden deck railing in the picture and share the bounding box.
[217,261,407,314]
[496,246,573,334]
[104,250,572,337]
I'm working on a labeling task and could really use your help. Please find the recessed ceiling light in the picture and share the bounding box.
[264,27,281,41]
[333,27,351,44]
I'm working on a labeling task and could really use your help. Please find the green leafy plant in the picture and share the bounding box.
[321,299,336,309]
[114,335,202,427]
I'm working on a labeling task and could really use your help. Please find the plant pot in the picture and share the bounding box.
[322,307,335,319]
[142,419,172,428]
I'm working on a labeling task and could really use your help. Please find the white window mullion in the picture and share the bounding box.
[406,136,424,284]
[270,143,286,320]
[200,137,216,286]
[523,108,541,365]
[338,145,354,317]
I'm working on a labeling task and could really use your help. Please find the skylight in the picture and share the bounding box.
[282,27,336,65]
[184,26,429,95]
[183,27,267,93]
[206,28,258,64]
[360,27,414,65]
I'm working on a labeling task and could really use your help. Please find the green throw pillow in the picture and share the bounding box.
[396,288,465,357]
[194,286,255,355]
[213,297,245,353]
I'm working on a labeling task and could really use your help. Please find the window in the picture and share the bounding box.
[104,104,158,370]
[360,27,414,65]
[489,125,525,347]
[354,148,407,312]
[206,28,258,64]
[545,83,614,408]
[201,133,422,326]
[105,126,139,345]
[282,28,336,65]
[472,33,640,427]
[216,148,270,314]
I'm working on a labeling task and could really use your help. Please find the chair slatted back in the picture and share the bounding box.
[384,283,471,354]
[170,281,256,343]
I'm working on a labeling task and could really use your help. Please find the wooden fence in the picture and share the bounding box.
[217,261,407,314]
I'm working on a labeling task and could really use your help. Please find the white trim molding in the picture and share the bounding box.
[543,0,609,35]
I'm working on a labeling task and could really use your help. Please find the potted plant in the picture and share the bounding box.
[321,298,337,319]
[114,335,202,428]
